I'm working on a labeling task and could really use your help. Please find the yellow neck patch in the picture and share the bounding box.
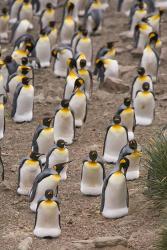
[65,16,74,25]
[79,69,88,75]
[138,75,149,81]
[76,89,85,96]
[41,200,57,207]
[26,159,38,166]
[69,70,77,78]
[87,161,98,167]
[81,37,90,43]
[61,107,70,113]
[0,103,4,110]
[113,171,123,176]
[52,174,61,182]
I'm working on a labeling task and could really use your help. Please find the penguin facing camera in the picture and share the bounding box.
[17,151,42,195]
[134,82,155,126]
[33,189,61,238]
[40,2,56,30]
[103,115,128,163]
[118,139,142,180]
[30,168,61,212]
[54,99,75,145]
[11,76,34,123]
[0,8,10,43]
[101,157,129,219]
[81,150,105,196]
[32,117,54,165]
[116,97,136,140]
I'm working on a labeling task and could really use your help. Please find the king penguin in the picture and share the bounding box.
[0,95,5,140]
[101,157,129,219]
[146,9,163,34]
[52,46,73,78]
[45,139,69,180]
[95,41,117,61]
[118,140,142,180]
[116,97,136,140]
[75,30,93,67]
[103,115,128,163]
[11,77,34,123]
[11,19,33,44]
[10,0,23,24]
[18,0,33,29]
[35,29,51,68]
[17,151,42,195]
[69,79,87,128]
[54,99,75,145]
[32,117,54,165]
[45,21,58,50]
[33,189,61,238]
[134,82,155,125]
[40,2,56,30]
[30,168,61,212]
[81,150,105,196]
[0,8,10,43]
[131,67,153,103]
[134,21,153,50]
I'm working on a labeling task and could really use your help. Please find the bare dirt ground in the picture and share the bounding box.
[0,1,167,250]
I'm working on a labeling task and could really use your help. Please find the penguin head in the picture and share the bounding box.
[4,55,12,64]
[95,59,103,68]
[29,151,42,161]
[22,76,31,85]
[49,21,56,28]
[40,29,46,37]
[67,58,76,69]
[46,2,52,10]
[21,57,28,65]
[149,32,158,45]
[137,67,145,76]
[45,189,54,200]
[129,140,137,150]
[57,139,65,148]
[80,59,87,68]
[113,115,121,125]
[21,67,29,75]
[2,8,8,15]
[107,42,114,49]
[142,82,150,91]
[119,157,129,175]
[82,30,88,37]
[67,2,75,13]
[61,99,69,108]
[138,1,144,9]
[124,97,131,107]
[52,49,57,57]
[74,78,84,91]
[78,25,84,33]
[53,164,64,174]
[43,117,52,127]
[89,150,98,162]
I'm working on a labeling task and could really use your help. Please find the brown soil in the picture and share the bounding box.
[0,1,167,250]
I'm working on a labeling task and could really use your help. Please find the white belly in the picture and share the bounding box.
[54,50,73,77]
[0,106,5,140]
[36,39,51,67]
[60,22,75,44]
[36,128,54,155]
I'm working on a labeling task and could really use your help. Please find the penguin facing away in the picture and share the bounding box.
[134,82,155,126]
[131,67,153,102]
[45,139,69,180]
[81,150,105,196]
[33,189,61,238]
[69,78,87,128]
[118,140,142,180]
[30,168,61,212]
[17,151,42,195]
[11,77,34,123]
[35,30,51,68]
[101,157,129,219]
[54,99,75,145]
[116,97,136,141]
[32,117,54,165]
[103,115,128,163]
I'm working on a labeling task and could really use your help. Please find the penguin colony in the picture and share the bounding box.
[0,0,165,239]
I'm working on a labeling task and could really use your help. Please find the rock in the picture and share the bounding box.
[158,73,167,84]
[34,93,44,104]
[72,236,128,249]
[103,77,129,93]
[119,65,136,74]
[0,180,12,191]
[18,237,33,250]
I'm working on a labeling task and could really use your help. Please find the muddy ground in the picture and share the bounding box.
[0,1,167,250]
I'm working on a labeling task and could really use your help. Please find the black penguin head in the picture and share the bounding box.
[43,117,52,127]
[142,82,150,91]
[89,150,98,162]
[4,55,12,64]
[80,59,87,68]
[29,151,41,161]
[40,29,46,36]
[82,30,88,37]
[45,189,54,200]
[24,0,30,3]
[159,9,164,16]
[57,139,65,148]
[21,57,28,65]
[129,140,137,150]
[2,8,8,15]
[49,21,55,28]
[137,67,145,76]
[52,49,57,57]
[96,59,103,68]
[26,43,34,52]
[67,58,76,68]
[149,32,158,44]
[74,78,84,91]
[78,25,84,32]
[67,2,75,13]
[113,115,121,125]
[119,157,129,175]
[46,2,52,9]
[21,67,29,75]
[138,1,144,9]
[22,77,31,85]
[124,97,131,107]
[107,42,114,49]
[61,99,69,108]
